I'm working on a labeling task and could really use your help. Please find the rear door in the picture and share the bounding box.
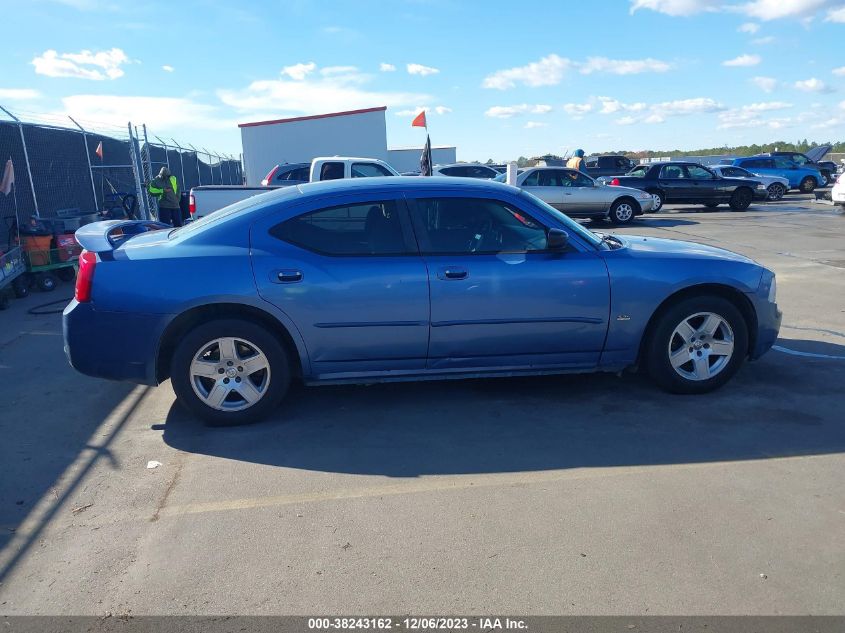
[407,193,609,370]
[250,194,430,377]
[657,164,692,201]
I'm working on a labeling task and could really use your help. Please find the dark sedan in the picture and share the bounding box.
[609,162,768,212]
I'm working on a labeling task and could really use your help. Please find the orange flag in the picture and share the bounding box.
[411,110,427,128]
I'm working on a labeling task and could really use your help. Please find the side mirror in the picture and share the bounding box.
[547,228,569,251]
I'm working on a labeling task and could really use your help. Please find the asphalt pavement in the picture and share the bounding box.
[0,194,843,615]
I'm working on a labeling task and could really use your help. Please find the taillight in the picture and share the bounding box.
[610,178,620,186]
[189,193,196,215]
[75,250,97,302]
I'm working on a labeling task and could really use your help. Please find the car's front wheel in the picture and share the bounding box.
[728,188,752,211]
[609,199,636,225]
[171,319,291,426]
[766,183,786,200]
[646,296,748,394]
[799,177,816,193]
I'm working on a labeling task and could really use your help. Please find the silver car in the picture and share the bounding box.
[501,167,655,225]
[710,165,790,201]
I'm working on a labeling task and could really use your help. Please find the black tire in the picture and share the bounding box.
[609,198,637,225]
[56,267,76,282]
[37,274,57,292]
[170,318,291,426]
[646,190,664,212]
[766,183,786,200]
[703,202,720,209]
[645,295,749,395]
[12,276,29,299]
[728,187,752,211]
[799,177,816,193]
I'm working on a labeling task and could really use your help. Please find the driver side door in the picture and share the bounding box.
[406,193,610,370]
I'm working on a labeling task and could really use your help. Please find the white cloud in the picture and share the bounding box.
[723,54,762,67]
[597,97,647,114]
[579,57,671,75]
[32,48,130,80]
[219,66,430,116]
[281,62,316,80]
[524,121,549,129]
[717,101,794,128]
[320,65,358,76]
[61,95,233,131]
[644,114,666,124]
[379,63,396,72]
[794,77,834,92]
[0,88,41,100]
[615,116,639,125]
[739,21,760,33]
[562,102,593,117]
[752,35,776,44]
[833,66,845,76]
[162,65,174,72]
[394,105,451,116]
[631,0,836,20]
[407,63,439,76]
[630,0,707,16]
[484,104,553,118]
[653,97,725,115]
[482,54,572,89]
[827,5,845,20]
[750,76,778,92]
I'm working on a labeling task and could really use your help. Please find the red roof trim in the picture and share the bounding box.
[238,106,388,128]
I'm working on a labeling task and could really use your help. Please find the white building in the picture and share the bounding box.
[387,146,457,173]
[238,106,457,184]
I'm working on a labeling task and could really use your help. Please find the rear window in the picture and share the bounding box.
[172,188,300,237]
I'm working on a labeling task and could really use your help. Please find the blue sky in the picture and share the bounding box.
[2,0,845,161]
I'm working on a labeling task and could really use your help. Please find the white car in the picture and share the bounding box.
[502,166,655,225]
[432,163,499,179]
[832,173,845,208]
[711,165,790,201]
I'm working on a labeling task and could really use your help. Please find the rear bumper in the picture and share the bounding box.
[63,300,171,386]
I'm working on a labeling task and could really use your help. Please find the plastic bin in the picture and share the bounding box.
[56,234,82,262]
[23,235,52,266]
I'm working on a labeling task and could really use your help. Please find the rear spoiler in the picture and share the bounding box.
[74,220,170,253]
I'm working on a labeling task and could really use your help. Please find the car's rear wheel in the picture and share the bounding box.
[646,296,748,394]
[609,199,636,225]
[799,177,816,193]
[171,319,291,426]
[646,190,664,212]
[766,183,786,200]
[728,188,752,211]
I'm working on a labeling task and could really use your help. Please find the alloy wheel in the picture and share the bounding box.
[614,203,634,222]
[667,312,735,382]
[189,337,272,411]
[767,183,785,200]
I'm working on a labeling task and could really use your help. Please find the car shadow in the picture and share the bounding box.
[162,338,845,478]
[634,216,700,227]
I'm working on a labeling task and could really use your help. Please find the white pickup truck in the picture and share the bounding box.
[189,156,399,220]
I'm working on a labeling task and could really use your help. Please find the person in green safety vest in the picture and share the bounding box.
[147,166,182,226]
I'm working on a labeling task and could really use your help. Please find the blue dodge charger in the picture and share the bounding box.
[64,177,781,425]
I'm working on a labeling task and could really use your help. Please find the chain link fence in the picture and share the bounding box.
[0,106,242,232]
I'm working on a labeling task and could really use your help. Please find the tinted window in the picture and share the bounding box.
[468,166,497,179]
[562,170,594,187]
[616,157,633,169]
[741,158,772,169]
[410,197,549,254]
[271,200,410,256]
[279,167,309,182]
[439,166,465,177]
[687,166,714,179]
[773,156,795,169]
[320,162,344,180]
[660,165,686,179]
[351,162,394,178]
[522,171,541,186]
[627,166,649,177]
[721,167,748,177]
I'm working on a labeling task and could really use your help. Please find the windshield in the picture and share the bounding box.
[518,190,604,249]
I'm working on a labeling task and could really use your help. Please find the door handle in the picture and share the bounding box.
[275,270,303,283]
[437,267,468,280]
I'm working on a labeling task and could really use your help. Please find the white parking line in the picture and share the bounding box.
[772,345,845,360]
